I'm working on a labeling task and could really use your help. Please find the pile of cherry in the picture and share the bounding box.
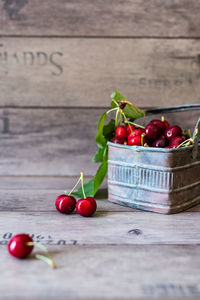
[112,118,186,148]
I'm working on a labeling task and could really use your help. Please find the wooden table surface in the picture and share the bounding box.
[1,176,200,300]
[1,1,200,299]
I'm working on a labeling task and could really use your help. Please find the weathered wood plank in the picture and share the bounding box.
[0,38,200,107]
[0,107,199,176]
[0,177,200,212]
[0,244,200,299]
[0,108,104,176]
[0,0,200,37]
[0,189,136,213]
[0,176,95,190]
[1,211,200,245]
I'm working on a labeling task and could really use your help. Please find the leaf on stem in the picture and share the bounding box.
[111,90,145,120]
[72,148,108,198]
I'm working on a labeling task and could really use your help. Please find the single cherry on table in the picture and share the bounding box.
[8,234,34,259]
[8,234,56,268]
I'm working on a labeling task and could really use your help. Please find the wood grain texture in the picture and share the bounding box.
[1,211,200,245]
[0,244,200,299]
[0,108,104,176]
[0,0,200,37]
[0,38,200,107]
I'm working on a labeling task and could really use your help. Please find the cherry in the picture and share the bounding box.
[145,123,161,140]
[115,126,127,139]
[8,234,33,259]
[169,136,185,148]
[85,197,97,211]
[55,194,76,214]
[151,119,166,132]
[128,135,146,146]
[128,129,144,139]
[126,124,136,135]
[76,197,97,217]
[165,125,182,140]
[163,120,170,129]
[111,136,125,144]
[152,137,168,148]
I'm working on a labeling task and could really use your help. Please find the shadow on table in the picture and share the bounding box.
[95,188,108,200]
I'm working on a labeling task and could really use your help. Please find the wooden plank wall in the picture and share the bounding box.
[0,0,200,176]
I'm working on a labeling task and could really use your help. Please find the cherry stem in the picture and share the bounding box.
[125,120,145,129]
[67,176,82,196]
[80,171,86,199]
[106,107,118,115]
[26,242,56,269]
[112,99,144,132]
[115,108,120,127]
[176,138,194,149]
[141,133,146,146]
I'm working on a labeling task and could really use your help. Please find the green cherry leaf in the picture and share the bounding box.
[93,156,108,196]
[71,179,94,198]
[103,119,115,140]
[95,112,107,148]
[111,90,145,120]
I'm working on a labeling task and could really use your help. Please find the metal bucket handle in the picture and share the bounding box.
[192,117,200,160]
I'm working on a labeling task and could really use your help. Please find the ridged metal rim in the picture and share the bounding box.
[107,141,200,153]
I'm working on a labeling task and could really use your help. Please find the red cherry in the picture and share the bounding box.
[76,197,97,217]
[55,194,76,214]
[151,119,166,132]
[165,125,182,140]
[128,135,146,146]
[111,136,125,144]
[126,124,136,135]
[8,234,33,259]
[115,126,127,139]
[169,136,185,148]
[128,129,144,139]
[85,197,97,211]
[152,137,168,148]
[163,120,170,129]
[145,123,161,140]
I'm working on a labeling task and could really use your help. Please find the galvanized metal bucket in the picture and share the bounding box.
[108,106,200,214]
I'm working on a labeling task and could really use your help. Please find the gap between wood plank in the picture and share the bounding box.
[1,35,200,39]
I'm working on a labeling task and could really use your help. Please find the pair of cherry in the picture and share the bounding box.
[55,172,97,217]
